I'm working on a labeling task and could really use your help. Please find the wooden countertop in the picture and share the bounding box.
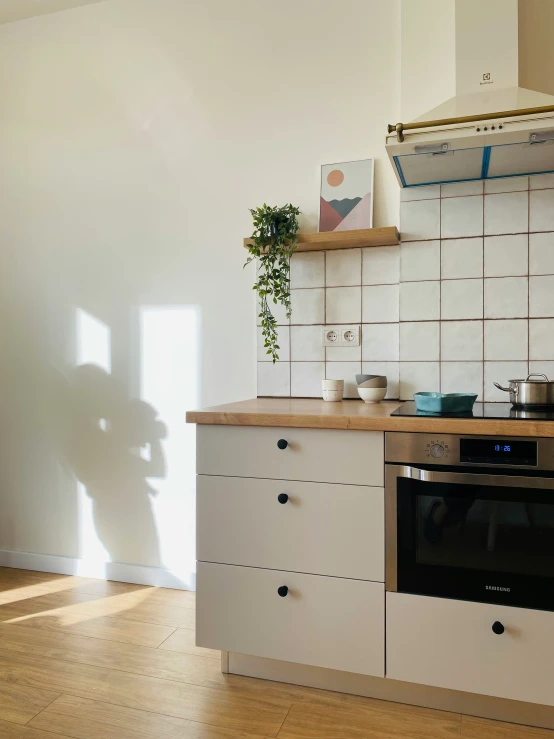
[186,398,554,437]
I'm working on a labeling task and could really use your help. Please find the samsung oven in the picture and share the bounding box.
[386,432,554,612]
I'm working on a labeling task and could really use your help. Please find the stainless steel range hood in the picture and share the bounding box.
[386,0,554,188]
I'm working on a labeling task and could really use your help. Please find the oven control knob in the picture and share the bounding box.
[430,443,445,458]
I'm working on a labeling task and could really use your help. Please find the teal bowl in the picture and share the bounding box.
[414,392,477,414]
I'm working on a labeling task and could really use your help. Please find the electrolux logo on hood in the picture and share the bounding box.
[480,72,493,86]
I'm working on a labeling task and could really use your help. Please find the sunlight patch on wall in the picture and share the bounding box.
[76,308,111,373]
[75,308,111,569]
[140,306,200,588]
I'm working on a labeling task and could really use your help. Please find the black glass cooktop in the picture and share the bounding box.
[392,402,554,421]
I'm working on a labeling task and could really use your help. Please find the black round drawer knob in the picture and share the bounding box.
[277,585,289,597]
[492,621,505,635]
[278,493,289,504]
[277,439,288,450]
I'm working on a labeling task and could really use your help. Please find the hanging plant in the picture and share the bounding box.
[244,203,300,362]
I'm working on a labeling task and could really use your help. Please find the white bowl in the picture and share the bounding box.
[358,377,387,389]
[358,387,387,403]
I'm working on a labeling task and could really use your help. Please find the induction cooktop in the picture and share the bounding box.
[391,401,554,421]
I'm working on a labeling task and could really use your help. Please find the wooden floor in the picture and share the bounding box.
[0,568,550,739]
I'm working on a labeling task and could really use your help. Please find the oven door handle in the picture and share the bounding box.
[397,465,554,490]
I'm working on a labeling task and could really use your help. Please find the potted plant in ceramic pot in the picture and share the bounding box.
[244,203,300,362]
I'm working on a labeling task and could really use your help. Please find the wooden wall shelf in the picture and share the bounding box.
[243,226,400,252]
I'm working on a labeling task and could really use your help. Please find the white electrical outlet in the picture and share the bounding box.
[322,325,360,347]
[322,328,339,346]
[340,325,360,346]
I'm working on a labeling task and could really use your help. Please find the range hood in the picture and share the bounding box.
[386,0,554,188]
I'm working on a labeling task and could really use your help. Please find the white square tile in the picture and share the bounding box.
[484,277,528,319]
[362,245,400,285]
[290,288,324,324]
[484,319,528,361]
[361,323,399,362]
[326,325,362,361]
[484,362,528,402]
[530,275,554,317]
[530,189,554,232]
[441,238,483,279]
[257,362,290,397]
[400,281,440,321]
[400,322,439,361]
[326,248,361,287]
[401,185,440,201]
[362,362,399,399]
[290,252,325,289]
[441,362,483,401]
[441,279,483,320]
[441,196,483,238]
[530,173,554,190]
[529,319,554,360]
[484,234,528,277]
[441,321,483,361]
[485,177,528,194]
[257,326,290,362]
[257,298,289,326]
[291,362,325,397]
[400,199,440,241]
[325,361,361,399]
[441,181,483,197]
[362,284,399,323]
[400,240,440,281]
[399,362,440,399]
[290,326,324,361]
[485,192,528,235]
[326,286,361,324]
[530,232,554,275]
[529,361,554,380]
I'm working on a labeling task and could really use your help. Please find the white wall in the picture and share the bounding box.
[519,0,554,97]
[400,0,455,122]
[0,0,400,586]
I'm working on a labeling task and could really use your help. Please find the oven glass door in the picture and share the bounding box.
[395,467,554,611]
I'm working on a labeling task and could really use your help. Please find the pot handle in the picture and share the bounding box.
[526,373,549,382]
[494,382,513,393]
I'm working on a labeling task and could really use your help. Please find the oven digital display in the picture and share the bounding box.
[460,438,537,466]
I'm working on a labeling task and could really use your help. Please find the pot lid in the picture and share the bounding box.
[509,375,552,383]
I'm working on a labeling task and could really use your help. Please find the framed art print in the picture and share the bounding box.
[319,159,374,232]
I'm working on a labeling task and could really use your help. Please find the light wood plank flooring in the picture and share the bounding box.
[0,567,551,738]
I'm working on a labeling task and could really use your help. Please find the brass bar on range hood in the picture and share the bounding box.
[387,104,554,143]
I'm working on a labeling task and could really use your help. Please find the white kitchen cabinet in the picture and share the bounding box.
[387,592,554,707]
[197,475,384,581]
[197,425,384,486]
[197,562,385,677]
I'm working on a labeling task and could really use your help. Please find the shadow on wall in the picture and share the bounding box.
[0,297,199,589]
[56,363,167,569]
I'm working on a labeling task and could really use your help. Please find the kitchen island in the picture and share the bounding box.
[187,398,554,731]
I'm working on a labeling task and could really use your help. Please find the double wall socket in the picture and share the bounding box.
[322,325,360,347]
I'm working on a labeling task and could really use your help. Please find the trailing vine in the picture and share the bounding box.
[244,203,300,362]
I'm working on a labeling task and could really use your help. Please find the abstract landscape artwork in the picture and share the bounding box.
[319,159,374,232]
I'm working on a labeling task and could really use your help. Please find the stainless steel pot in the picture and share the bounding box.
[494,374,554,407]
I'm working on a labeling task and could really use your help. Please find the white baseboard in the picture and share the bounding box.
[0,549,196,591]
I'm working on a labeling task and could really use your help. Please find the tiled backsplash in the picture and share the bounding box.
[257,173,554,400]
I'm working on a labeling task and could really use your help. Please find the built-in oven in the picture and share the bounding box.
[386,432,554,611]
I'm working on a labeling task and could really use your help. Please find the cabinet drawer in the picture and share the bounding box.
[387,592,554,706]
[197,426,383,486]
[197,562,384,676]
[197,476,383,581]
